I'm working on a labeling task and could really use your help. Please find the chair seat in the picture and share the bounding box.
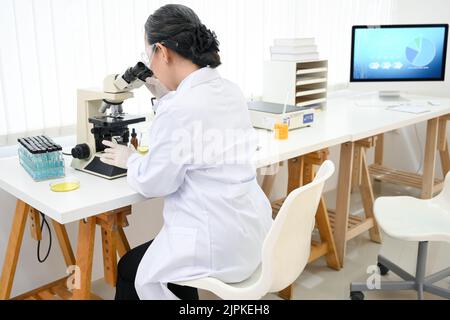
[174,160,336,300]
[374,196,450,243]
[175,265,265,300]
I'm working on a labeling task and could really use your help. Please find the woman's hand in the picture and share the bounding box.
[145,77,170,100]
[100,140,137,169]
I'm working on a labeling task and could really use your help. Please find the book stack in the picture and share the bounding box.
[270,38,319,62]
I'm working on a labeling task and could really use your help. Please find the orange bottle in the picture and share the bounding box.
[130,128,138,149]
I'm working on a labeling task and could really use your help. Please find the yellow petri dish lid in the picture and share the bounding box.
[50,178,80,193]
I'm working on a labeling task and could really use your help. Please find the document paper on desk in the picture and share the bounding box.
[386,104,430,114]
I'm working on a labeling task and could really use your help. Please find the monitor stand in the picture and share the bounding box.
[378,90,410,102]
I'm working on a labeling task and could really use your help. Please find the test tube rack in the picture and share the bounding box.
[17,135,65,181]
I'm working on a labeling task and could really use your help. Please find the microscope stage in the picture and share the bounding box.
[89,114,146,128]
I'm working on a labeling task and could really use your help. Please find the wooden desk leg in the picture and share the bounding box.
[351,145,362,193]
[334,142,354,267]
[261,174,277,199]
[51,221,76,267]
[72,217,96,300]
[303,158,340,270]
[116,227,131,259]
[421,118,439,199]
[438,117,450,177]
[28,208,42,241]
[287,157,304,193]
[374,134,384,166]
[278,286,292,300]
[359,150,382,243]
[261,162,281,199]
[0,200,30,299]
[316,198,341,269]
[101,225,118,287]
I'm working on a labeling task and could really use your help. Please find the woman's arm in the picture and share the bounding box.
[126,110,190,198]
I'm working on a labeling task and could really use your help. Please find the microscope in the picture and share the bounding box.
[70,62,152,179]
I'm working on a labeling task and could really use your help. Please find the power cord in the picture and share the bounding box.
[37,212,52,263]
[63,146,75,156]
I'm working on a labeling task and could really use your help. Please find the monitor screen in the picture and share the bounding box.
[351,24,448,82]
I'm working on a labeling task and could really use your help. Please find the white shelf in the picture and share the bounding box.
[296,77,327,86]
[296,67,328,75]
[296,97,327,107]
[296,88,327,97]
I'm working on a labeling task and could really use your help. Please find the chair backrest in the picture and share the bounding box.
[258,160,335,293]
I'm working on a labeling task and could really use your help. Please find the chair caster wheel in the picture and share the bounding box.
[350,291,365,300]
[377,262,389,276]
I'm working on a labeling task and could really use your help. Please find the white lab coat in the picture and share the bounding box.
[126,67,273,299]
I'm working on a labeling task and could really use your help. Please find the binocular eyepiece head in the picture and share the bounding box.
[122,62,153,84]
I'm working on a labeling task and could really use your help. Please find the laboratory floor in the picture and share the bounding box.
[91,181,450,300]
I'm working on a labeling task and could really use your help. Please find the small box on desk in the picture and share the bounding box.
[248,101,316,131]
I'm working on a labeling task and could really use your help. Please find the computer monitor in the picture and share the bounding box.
[350,24,448,99]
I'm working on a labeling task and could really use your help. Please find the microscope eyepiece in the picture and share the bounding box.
[122,62,153,84]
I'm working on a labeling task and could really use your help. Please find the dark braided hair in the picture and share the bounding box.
[145,4,221,68]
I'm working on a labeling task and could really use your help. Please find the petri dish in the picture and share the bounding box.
[50,178,80,193]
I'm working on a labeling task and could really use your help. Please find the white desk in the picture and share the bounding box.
[1,92,449,300]
[253,109,351,168]
[328,94,450,141]
[0,156,145,224]
[1,96,446,224]
[0,109,351,225]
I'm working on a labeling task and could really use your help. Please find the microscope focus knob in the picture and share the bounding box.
[71,143,90,160]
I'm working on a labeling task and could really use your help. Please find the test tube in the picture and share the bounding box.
[138,131,149,155]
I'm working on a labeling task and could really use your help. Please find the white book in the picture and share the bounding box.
[386,103,430,114]
[270,45,317,54]
[271,52,319,62]
[274,38,315,46]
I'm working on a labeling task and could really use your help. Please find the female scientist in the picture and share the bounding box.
[101,4,272,300]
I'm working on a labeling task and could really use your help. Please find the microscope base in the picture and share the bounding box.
[71,155,127,180]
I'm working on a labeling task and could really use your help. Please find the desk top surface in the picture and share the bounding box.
[0,93,449,224]
[328,94,450,141]
[0,156,144,224]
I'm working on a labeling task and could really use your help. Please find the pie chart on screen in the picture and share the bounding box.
[405,37,436,67]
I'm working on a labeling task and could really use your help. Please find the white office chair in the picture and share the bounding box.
[350,172,450,300]
[174,160,335,300]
